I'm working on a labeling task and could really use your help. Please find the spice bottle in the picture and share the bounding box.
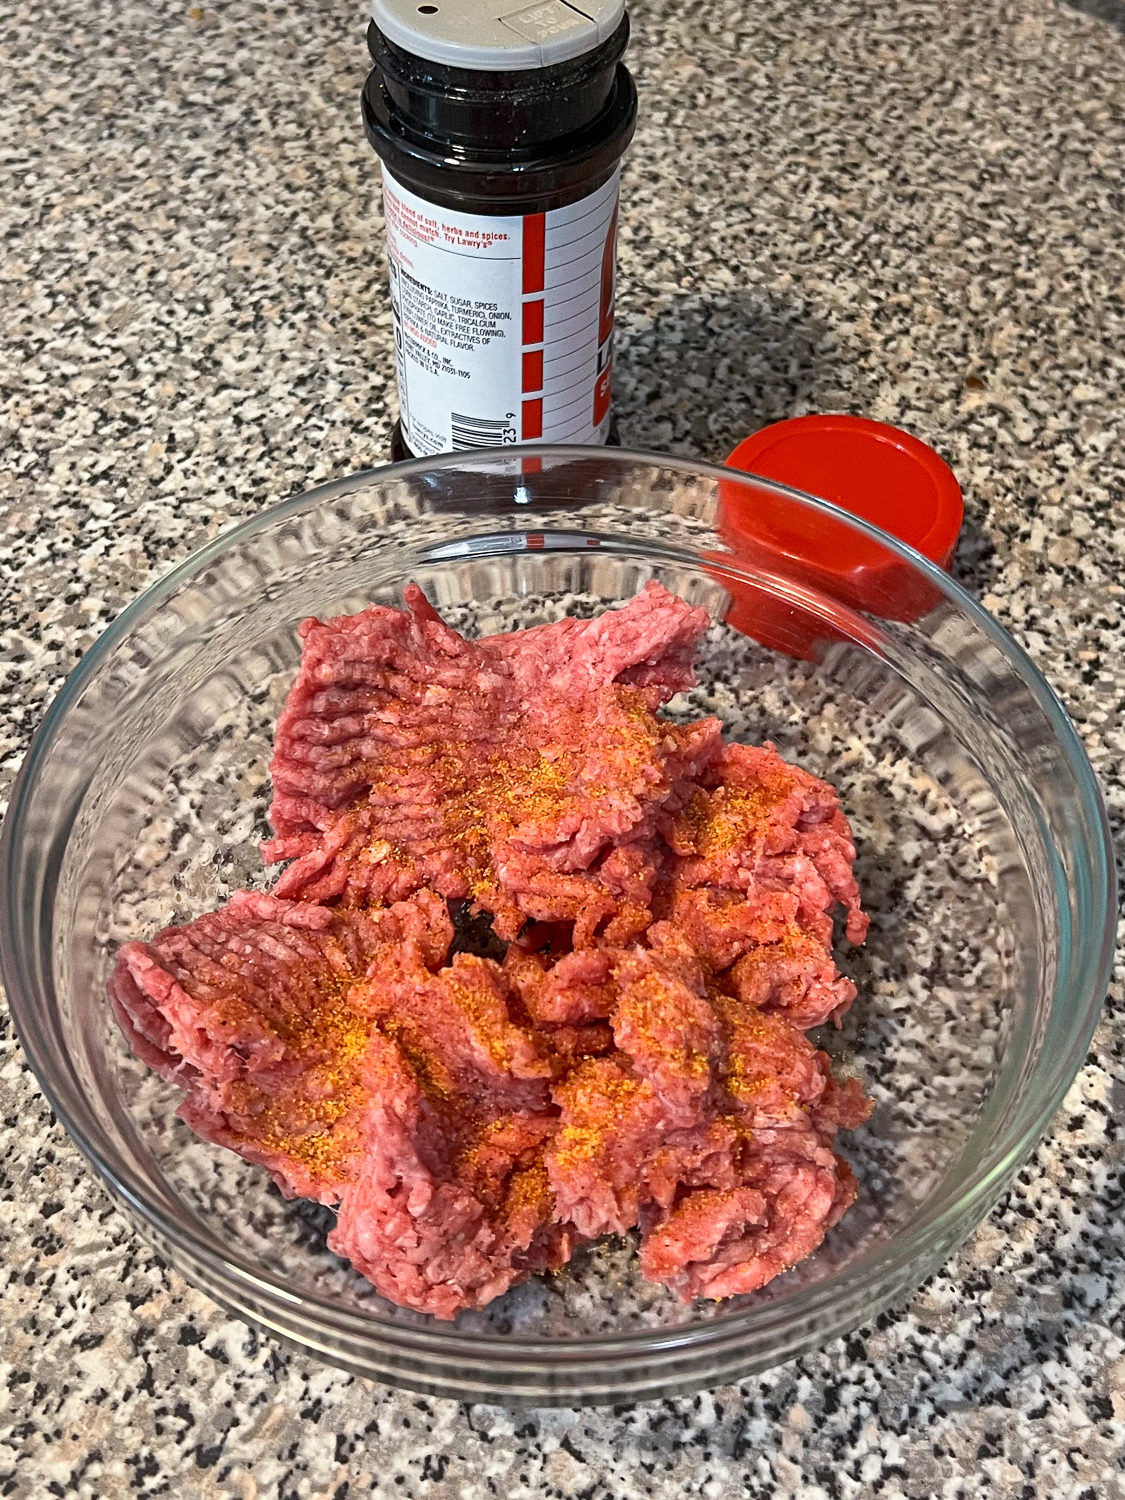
[362,0,637,460]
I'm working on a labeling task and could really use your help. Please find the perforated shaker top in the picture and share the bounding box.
[370,0,626,71]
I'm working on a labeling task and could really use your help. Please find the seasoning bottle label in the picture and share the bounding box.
[382,168,620,455]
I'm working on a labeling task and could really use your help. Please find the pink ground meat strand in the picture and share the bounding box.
[111,584,875,1317]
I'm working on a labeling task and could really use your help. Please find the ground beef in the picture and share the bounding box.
[661,1020,871,1303]
[610,947,721,1120]
[112,584,876,1318]
[110,889,455,1204]
[663,742,867,937]
[546,1056,672,1237]
[262,581,720,940]
[655,739,869,1028]
[473,579,705,707]
[544,945,873,1301]
[637,1139,850,1302]
[728,929,857,1031]
[651,886,795,970]
[356,945,553,1112]
[327,1032,575,1320]
[501,946,616,1025]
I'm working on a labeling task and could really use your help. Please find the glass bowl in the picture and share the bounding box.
[0,448,1113,1406]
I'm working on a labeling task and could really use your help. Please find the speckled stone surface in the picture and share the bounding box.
[2,0,1124,1494]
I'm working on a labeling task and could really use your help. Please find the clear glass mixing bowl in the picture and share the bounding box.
[0,448,1113,1405]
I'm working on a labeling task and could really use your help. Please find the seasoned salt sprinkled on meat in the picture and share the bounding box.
[544,942,873,1299]
[263,581,720,939]
[729,928,857,1030]
[610,948,720,1120]
[547,1057,669,1238]
[111,584,876,1317]
[327,1033,575,1319]
[109,889,454,1204]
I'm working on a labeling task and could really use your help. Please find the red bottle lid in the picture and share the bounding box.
[718,415,964,657]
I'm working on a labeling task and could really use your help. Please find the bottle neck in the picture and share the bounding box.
[366,15,630,154]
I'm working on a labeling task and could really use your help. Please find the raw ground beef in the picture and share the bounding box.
[544,944,872,1300]
[262,581,720,941]
[110,889,456,1204]
[327,1032,577,1319]
[111,583,875,1317]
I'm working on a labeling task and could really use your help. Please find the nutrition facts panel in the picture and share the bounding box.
[382,168,619,455]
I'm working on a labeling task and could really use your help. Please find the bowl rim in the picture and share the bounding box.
[0,443,1115,1364]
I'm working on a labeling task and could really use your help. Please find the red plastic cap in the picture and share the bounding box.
[717,416,964,656]
[725,415,963,574]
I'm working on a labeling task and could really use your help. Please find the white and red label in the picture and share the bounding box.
[382,168,619,456]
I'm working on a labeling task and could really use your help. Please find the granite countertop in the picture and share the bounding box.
[3,0,1125,1493]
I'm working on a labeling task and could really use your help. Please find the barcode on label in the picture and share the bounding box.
[450,412,518,450]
